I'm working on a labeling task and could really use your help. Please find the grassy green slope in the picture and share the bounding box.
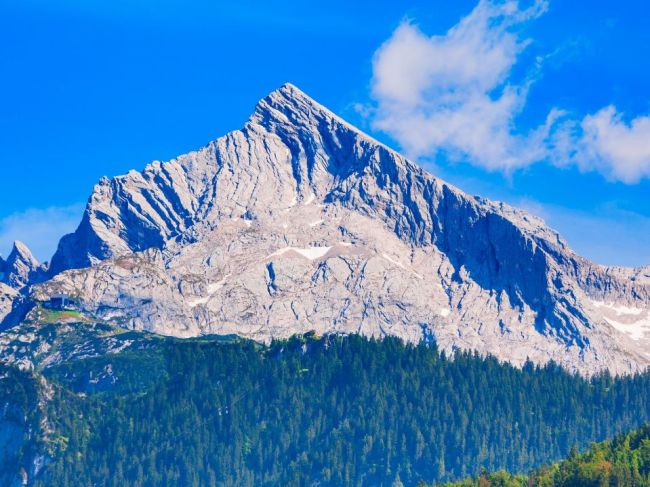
[437,424,650,487]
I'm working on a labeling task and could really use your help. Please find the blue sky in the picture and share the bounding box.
[1,0,649,266]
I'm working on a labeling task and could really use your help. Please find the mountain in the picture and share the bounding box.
[0,242,44,326]
[1,241,43,289]
[3,83,650,375]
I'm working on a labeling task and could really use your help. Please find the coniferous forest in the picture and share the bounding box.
[438,424,650,487]
[5,333,650,486]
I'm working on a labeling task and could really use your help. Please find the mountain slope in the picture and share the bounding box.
[6,83,650,375]
[6,332,650,486]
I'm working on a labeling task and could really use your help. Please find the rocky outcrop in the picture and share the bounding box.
[8,83,650,375]
[1,242,44,289]
[0,284,18,324]
[0,367,50,486]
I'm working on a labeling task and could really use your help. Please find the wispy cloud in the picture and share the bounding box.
[371,0,550,171]
[551,106,650,183]
[369,0,650,183]
[0,204,84,263]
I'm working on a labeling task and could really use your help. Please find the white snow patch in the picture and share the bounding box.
[437,308,451,317]
[604,317,650,341]
[338,241,353,247]
[268,246,332,260]
[189,275,231,307]
[188,296,210,307]
[592,300,644,316]
[304,193,316,205]
[381,253,423,279]
[382,253,404,268]
[309,219,324,227]
[229,217,251,227]
[591,299,650,341]
[207,275,230,294]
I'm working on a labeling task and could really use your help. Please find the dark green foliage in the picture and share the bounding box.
[44,348,166,395]
[9,334,650,486]
[438,424,650,487]
[0,365,45,486]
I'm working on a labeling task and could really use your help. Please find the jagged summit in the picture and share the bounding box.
[252,83,338,124]
[1,241,42,289]
[252,83,377,141]
[9,241,37,264]
[48,83,411,274]
[4,83,650,375]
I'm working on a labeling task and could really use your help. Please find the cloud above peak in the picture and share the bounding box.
[371,0,549,171]
[555,106,650,184]
[370,0,650,183]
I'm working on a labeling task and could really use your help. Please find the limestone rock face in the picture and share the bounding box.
[9,84,650,375]
[0,284,17,324]
[1,242,43,289]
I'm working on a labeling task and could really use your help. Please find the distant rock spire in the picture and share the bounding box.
[2,241,42,288]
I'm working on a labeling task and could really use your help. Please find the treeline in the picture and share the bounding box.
[438,424,650,487]
[14,334,650,486]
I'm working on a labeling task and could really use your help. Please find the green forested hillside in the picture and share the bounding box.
[438,424,650,487]
[0,366,45,486]
[5,333,650,486]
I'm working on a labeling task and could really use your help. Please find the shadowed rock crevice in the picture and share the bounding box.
[5,83,649,376]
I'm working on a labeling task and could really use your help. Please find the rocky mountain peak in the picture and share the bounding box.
[48,84,400,275]
[2,241,41,289]
[250,82,363,138]
[6,83,650,376]
[9,241,37,263]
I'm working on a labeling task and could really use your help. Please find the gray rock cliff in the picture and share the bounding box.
[6,83,650,375]
[1,242,43,289]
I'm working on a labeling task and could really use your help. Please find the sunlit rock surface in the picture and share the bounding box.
[5,83,649,376]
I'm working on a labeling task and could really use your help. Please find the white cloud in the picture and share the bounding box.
[0,204,84,263]
[371,0,549,171]
[369,0,650,183]
[552,106,650,183]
